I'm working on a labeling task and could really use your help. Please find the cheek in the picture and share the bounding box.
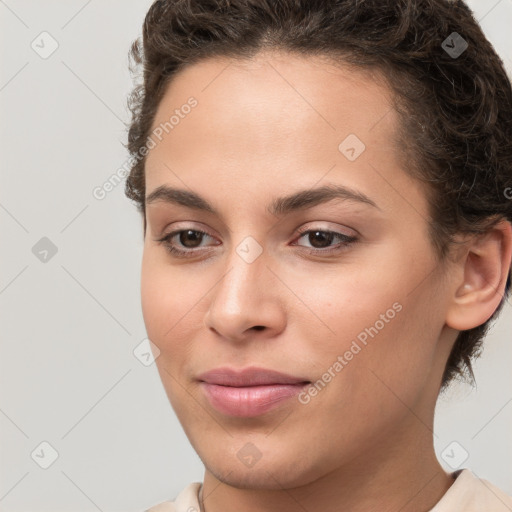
[296,249,442,405]
[140,252,200,409]
[294,296,439,459]
[140,250,187,343]
[285,258,402,348]
[140,249,211,360]
[140,254,166,338]
[342,291,439,416]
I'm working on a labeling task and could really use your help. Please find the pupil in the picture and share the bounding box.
[309,231,333,248]
[180,230,202,248]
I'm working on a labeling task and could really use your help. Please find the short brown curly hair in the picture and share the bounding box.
[124,0,512,390]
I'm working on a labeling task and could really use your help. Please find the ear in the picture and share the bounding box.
[445,219,512,331]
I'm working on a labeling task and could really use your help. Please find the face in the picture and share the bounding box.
[141,51,456,489]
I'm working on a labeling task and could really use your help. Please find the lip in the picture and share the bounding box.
[197,366,310,417]
[197,366,310,386]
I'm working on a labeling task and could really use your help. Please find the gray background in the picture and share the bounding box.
[1,1,511,511]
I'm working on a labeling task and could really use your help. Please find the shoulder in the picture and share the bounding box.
[430,469,512,511]
[144,482,202,512]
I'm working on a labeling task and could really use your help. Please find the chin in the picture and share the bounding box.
[207,463,307,490]
[200,446,321,490]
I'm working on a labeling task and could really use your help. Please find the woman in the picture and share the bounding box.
[124,0,512,510]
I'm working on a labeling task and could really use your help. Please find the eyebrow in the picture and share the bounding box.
[145,183,381,216]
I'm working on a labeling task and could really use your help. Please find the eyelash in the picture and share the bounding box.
[155,226,358,259]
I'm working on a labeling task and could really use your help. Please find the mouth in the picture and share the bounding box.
[197,366,311,417]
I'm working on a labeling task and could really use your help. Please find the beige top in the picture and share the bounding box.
[145,469,512,512]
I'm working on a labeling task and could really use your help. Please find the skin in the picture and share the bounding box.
[140,51,512,512]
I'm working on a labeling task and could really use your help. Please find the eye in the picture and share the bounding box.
[156,229,218,258]
[155,226,358,259]
[292,228,358,254]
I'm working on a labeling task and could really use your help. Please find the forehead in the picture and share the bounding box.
[144,50,424,218]
[150,50,397,148]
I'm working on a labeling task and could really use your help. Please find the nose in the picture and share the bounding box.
[203,245,286,342]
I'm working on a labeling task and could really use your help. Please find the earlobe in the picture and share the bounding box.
[446,219,512,331]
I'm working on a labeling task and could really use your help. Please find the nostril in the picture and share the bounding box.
[252,325,265,331]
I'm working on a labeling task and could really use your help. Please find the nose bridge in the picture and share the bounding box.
[214,237,266,312]
[205,234,279,337]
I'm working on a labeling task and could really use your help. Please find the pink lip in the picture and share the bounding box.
[197,366,310,417]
